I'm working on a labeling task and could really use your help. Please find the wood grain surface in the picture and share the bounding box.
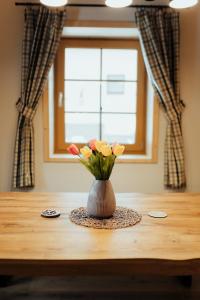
[0,193,200,276]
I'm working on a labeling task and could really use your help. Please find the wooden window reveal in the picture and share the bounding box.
[54,38,147,155]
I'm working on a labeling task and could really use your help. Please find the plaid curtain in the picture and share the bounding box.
[13,7,66,189]
[135,8,186,189]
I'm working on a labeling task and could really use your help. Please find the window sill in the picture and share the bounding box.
[44,153,158,164]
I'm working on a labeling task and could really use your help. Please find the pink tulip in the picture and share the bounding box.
[112,143,117,154]
[89,139,97,151]
[67,144,79,155]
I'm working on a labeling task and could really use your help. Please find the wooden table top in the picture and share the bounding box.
[0,192,200,276]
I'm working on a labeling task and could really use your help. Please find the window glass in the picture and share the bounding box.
[101,114,136,144]
[101,82,137,113]
[102,49,138,81]
[65,113,100,143]
[64,48,138,143]
[64,81,100,112]
[65,48,101,80]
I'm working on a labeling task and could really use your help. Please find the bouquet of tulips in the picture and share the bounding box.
[68,140,125,180]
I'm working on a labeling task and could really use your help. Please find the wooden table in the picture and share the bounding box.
[0,193,200,277]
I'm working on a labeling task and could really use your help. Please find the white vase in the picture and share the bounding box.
[87,180,116,219]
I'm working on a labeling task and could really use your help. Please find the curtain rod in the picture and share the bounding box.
[15,2,169,8]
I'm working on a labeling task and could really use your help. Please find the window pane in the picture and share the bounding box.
[102,49,138,81]
[65,48,101,80]
[65,113,100,143]
[65,81,100,112]
[101,82,137,113]
[102,114,136,144]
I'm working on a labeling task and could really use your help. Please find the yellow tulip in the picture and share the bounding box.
[80,146,92,159]
[95,140,107,153]
[101,144,112,157]
[113,144,125,156]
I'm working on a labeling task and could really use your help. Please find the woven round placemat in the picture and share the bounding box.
[69,207,142,229]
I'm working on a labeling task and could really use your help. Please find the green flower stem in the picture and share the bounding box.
[78,152,117,180]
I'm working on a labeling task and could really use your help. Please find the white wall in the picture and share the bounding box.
[0,1,200,193]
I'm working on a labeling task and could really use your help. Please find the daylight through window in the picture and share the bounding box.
[54,39,147,154]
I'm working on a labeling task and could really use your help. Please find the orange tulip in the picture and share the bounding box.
[112,144,125,156]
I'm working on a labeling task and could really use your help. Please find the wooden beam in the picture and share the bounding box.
[15,2,169,8]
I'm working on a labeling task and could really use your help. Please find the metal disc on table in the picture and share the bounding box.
[41,209,61,218]
[148,211,168,218]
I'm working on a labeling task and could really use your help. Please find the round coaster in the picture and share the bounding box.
[41,209,61,218]
[148,211,168,218]
[70,207,142,230]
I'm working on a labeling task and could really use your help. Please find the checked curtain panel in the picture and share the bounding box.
[13,7,66,189]
[135,8,186,189]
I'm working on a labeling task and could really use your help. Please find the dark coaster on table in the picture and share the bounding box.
[41,209,61,218]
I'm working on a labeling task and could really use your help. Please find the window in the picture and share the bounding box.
[54,38,147,155]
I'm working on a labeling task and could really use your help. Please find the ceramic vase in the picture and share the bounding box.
[87,180,116,219]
